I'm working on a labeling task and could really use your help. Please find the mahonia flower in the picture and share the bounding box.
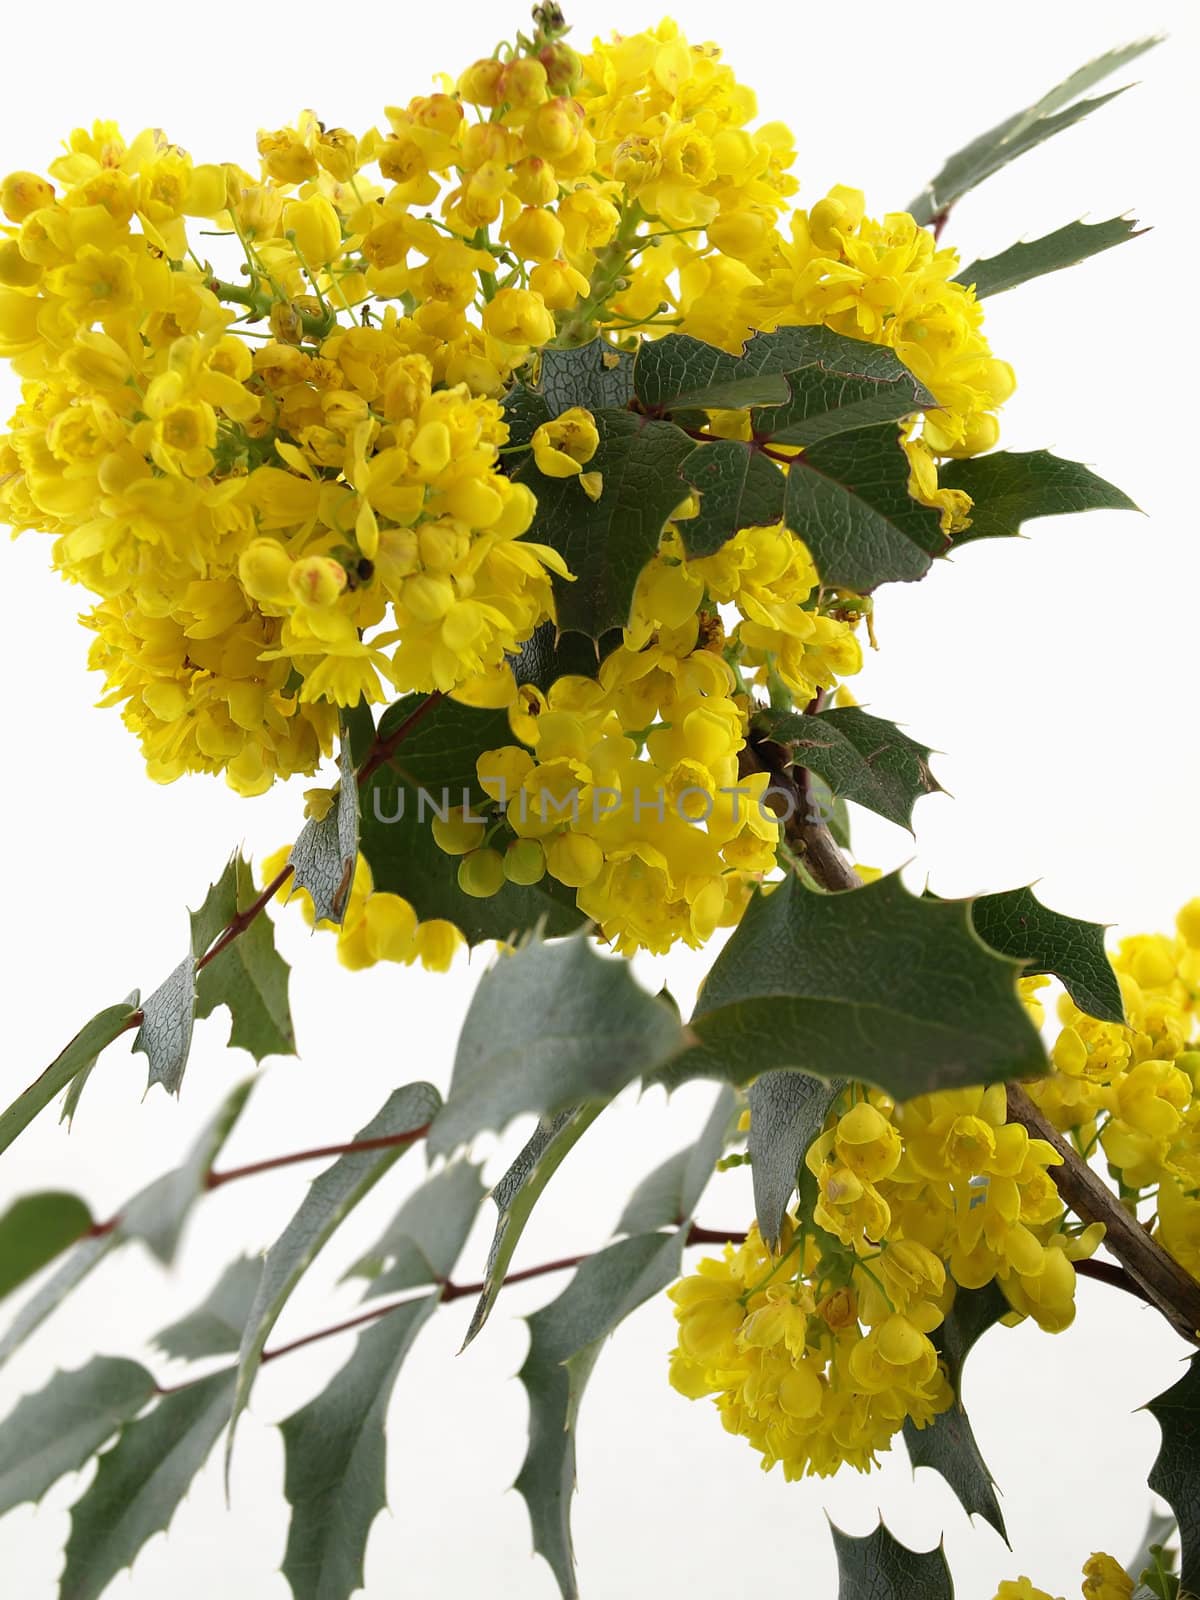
[989,1553,1135,1600]
[1027,897,1200,1281]
[260,844,464,972]
[670,1073,1111,1478]
[0,14,1009,800]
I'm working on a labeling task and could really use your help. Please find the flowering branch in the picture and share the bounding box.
[153,1220,748,1390]
[1005,1084,1200,1346]
[750,736,1200,1348]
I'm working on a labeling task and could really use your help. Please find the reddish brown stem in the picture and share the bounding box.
[356,692,445,787]
[253,1221,749,1367]
[206,1125,431,1190]
[195,863,294,973]
[1006,1084,1200,1347]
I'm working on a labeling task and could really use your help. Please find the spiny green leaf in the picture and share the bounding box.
[633,324,934,418]
[677,873,1047,1098]
[970,886,1124,1024]
[940,449,1137,545]
[675,440,784,557]
[517,1229,688,1599]
[133,952,196,1097]
[61,1367,237,1600]
[462,1105,603,1351]
[514,408,695,637]
[0,1356,155,1517]
[537,338,635,417]
[0,1003,139,1158]
[289,737,359,925]
[747,1074,844,1249]
[227,1081,440,1474]
[349,1159,486,1296]
[428,934,683,1157]
[280,1294,439,1600]
[749,344,937,446]
[956,215,1146,299]
[0,1079,254,1367]
[907,37,1161,224]
[193,853,294,1063]
[152,1257,263,1363]
[783,423,946,590]
[830,1519,954,1600]
[0,1191,93,1303]
[904,1281,1009,1541]
[755,705,942,832]
[1146,1355,1200,1595]
[617,1088,738,1235]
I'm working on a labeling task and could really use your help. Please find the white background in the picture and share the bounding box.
[1,3,1197,1596]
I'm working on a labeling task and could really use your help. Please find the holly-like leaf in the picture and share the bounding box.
[617,1088,738,1235]
[970,886,1124,1024]
[0,1002,139,1158]
[904,1281,1009,1541]
[939,449,1137,545]
[0,1191,93,1303]
[830,1520,954,1600]
[289,737,359,925]
[358,696,585,947]
[0,1079,254,1366]
[633,325,934,419]
[678,873,1047,1098]
[783,424,946,590]
[0,1356,156,1517]
[60,1367,238,1600]
[192,853,295,1062]
[748,1073,844,1249]
[755,705,942,832]
[348,1159,486,1296]
[514,408,695,637]
[1146,1355,1200,1595]
[517,1229,688,1599]
[955,215,1146,299]
[461,1105,603,1351]
[749,342,937,446]
[133,952,196,1096]
[907,37,1161,224]
[538,338,635,417]
[279,1294,439,1600]
[227,1081,440,1472]
[152,1257,263,1363]
[428,935,683,1158]
[675,440,784,557]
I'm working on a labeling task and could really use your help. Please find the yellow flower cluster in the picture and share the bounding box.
[1029,900,1200,1281]
[260,842,464,972]
[437,514,862,955]
[992,1550,1134,1600]
[0,14,1010,802]
[669,1073,1102,1478]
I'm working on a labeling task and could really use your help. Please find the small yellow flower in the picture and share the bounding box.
[531,407,600,479]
